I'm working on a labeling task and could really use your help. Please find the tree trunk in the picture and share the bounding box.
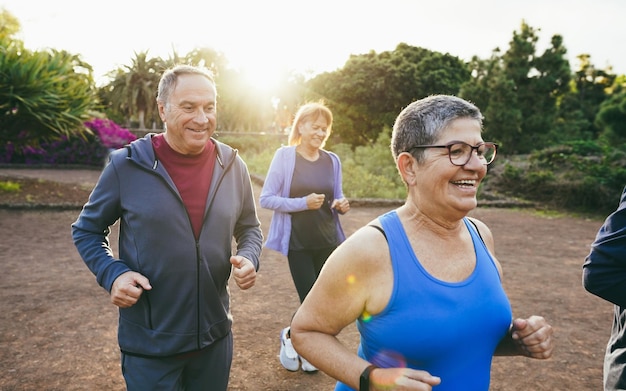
[138,110,146,129]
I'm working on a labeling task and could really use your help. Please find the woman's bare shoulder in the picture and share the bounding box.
[333,218,389,266]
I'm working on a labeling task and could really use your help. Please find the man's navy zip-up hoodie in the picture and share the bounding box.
[72,134,263,357]
[583,185,626,389]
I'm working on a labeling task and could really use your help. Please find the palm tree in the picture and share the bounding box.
[0,42,97,146]
[104,51,161,129]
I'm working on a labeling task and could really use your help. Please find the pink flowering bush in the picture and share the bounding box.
[0,119,137,166]
[84,118,137,149]
[0,132,108,166]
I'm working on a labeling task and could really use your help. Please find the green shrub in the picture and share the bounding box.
[566,140,604,156]
[0,43,97,146]
[502,162,524,182]
[240,148,277,177]
[341,158,405,199]
[0,180,20,192]
[526,170,555,186]
[215,134,285,156]
[492,141,625,215]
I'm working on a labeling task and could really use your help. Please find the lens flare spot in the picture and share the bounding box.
[373,350,407,368]
[361,310,372,322]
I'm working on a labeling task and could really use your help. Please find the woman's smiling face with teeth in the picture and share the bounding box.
[414,117,487,215]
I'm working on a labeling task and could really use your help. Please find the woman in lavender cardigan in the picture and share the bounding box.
[260,101,350,373]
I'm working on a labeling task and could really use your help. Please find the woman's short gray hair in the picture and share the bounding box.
[390,95,483,162]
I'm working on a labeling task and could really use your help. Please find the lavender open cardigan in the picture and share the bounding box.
[259,145,347,256]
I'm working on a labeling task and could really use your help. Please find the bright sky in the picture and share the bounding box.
[3,0,625,88]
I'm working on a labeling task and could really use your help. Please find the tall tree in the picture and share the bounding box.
[461,21,574,154]
[483,71,523,153]
[0,7,20,39]
[306,43,470,146]
[596,90,626,143]
[459,52,501,116]
[554,54,615,141]
[102,51,161,129]
[501,21,571,152]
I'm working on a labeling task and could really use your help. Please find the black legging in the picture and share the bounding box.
[287,247,336,303]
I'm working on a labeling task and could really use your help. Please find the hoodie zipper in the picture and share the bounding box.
[193,145,237,349]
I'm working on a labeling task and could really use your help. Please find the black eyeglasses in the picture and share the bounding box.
[406,141,498,166]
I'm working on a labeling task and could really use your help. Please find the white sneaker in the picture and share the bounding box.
[300,356,318,372]
[279,327,299,371]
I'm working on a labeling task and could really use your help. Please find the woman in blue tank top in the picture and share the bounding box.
[290,95,554,391]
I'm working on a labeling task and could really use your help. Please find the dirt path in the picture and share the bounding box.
[0,168,613,390]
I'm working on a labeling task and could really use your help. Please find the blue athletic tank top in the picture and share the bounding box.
[335,210,512,391]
